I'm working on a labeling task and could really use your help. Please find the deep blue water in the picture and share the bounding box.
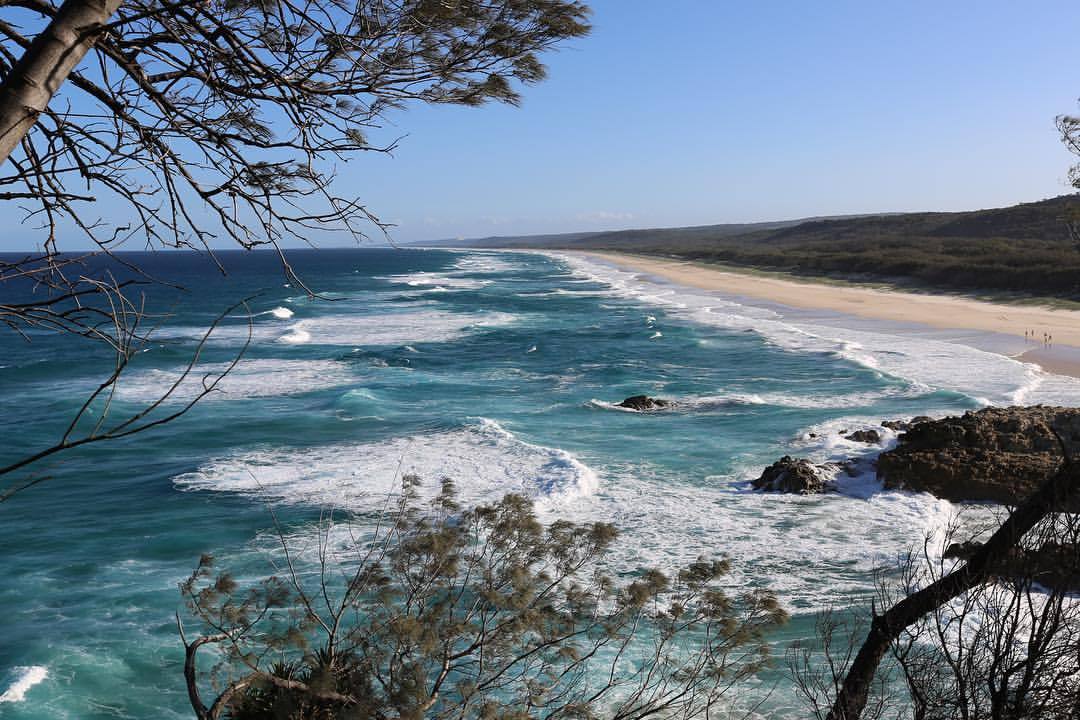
[0,248,1075,717]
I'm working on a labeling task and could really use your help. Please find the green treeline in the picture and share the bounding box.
[578,195,1080,298]
[457,195,1080,299]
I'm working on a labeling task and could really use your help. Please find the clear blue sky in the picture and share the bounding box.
[5,0,1080,249]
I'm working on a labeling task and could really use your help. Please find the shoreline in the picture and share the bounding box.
[572,251,1080,381]
[1016,347,1080,380]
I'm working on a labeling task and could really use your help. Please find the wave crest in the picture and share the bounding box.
[174,418,598,511]
[0,666,48,704]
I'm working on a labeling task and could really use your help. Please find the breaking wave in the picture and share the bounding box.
[157,309,517,348]
[115,359,356,402]
[378,272,491,291]
[174,418,598,512]
[0,666,48,704]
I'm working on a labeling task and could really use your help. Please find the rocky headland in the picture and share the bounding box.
[877,406,1080,506]
[753,406,1080,590]
[754,406,1080,507]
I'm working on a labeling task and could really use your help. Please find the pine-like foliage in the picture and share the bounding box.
[179,476,789,719]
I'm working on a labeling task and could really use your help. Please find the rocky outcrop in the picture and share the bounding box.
[847,429,881,444]
[877,406,1080,506]
[881,416,933,433]
[944,540,1080,593]
[753,456,832,494]
[616,395,674,411]
[752,407,1080,506]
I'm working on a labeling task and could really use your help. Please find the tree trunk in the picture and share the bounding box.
[827,459,1080,720]
[0,0,124,166]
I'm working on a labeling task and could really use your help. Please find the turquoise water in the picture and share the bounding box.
[0,248,1076,717]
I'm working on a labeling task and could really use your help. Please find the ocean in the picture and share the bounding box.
[1,247,1077,718]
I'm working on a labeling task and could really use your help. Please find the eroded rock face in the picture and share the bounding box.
[616,395,674,411]
[876,406,1080,505]
[753,456,831,494]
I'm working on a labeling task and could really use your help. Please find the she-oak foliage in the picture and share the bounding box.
[0,0,590,250]
[179,477,789,719]
[0,0,590,495]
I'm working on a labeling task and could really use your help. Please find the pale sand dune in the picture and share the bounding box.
[577,251,1080,378]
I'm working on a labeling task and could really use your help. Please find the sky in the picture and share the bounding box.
[4,0,1080,249]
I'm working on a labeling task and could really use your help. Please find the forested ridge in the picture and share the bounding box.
[440,195,1080,298]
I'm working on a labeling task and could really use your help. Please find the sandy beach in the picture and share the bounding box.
[579,251,1080,380]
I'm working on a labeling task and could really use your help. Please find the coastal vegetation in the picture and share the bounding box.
[0,2,1079,719]
[0,0,592,497]
[441,194,1080,299]
[179,477,788,719]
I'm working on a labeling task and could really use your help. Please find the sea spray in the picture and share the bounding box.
[0,666,48,704]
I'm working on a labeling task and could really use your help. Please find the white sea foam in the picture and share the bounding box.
[279,328,313,344]
[0,666,48,703]
[273,310,516,347]
[535,454,961,609]
[253,306,295,320]
[550,253,1080,407]
[174,418,598,512]
[379,272,491,291]
[161,309,516,348]
[115,359,356,402]
[790,416,901,459]
[449,254,520,274]
[589,386,933,413]
[518,287,610,298]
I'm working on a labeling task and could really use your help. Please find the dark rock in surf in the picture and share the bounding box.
[847,429,882,444]
[753,456,832,495]
[617,395,674,412]
[840,457,875,477]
